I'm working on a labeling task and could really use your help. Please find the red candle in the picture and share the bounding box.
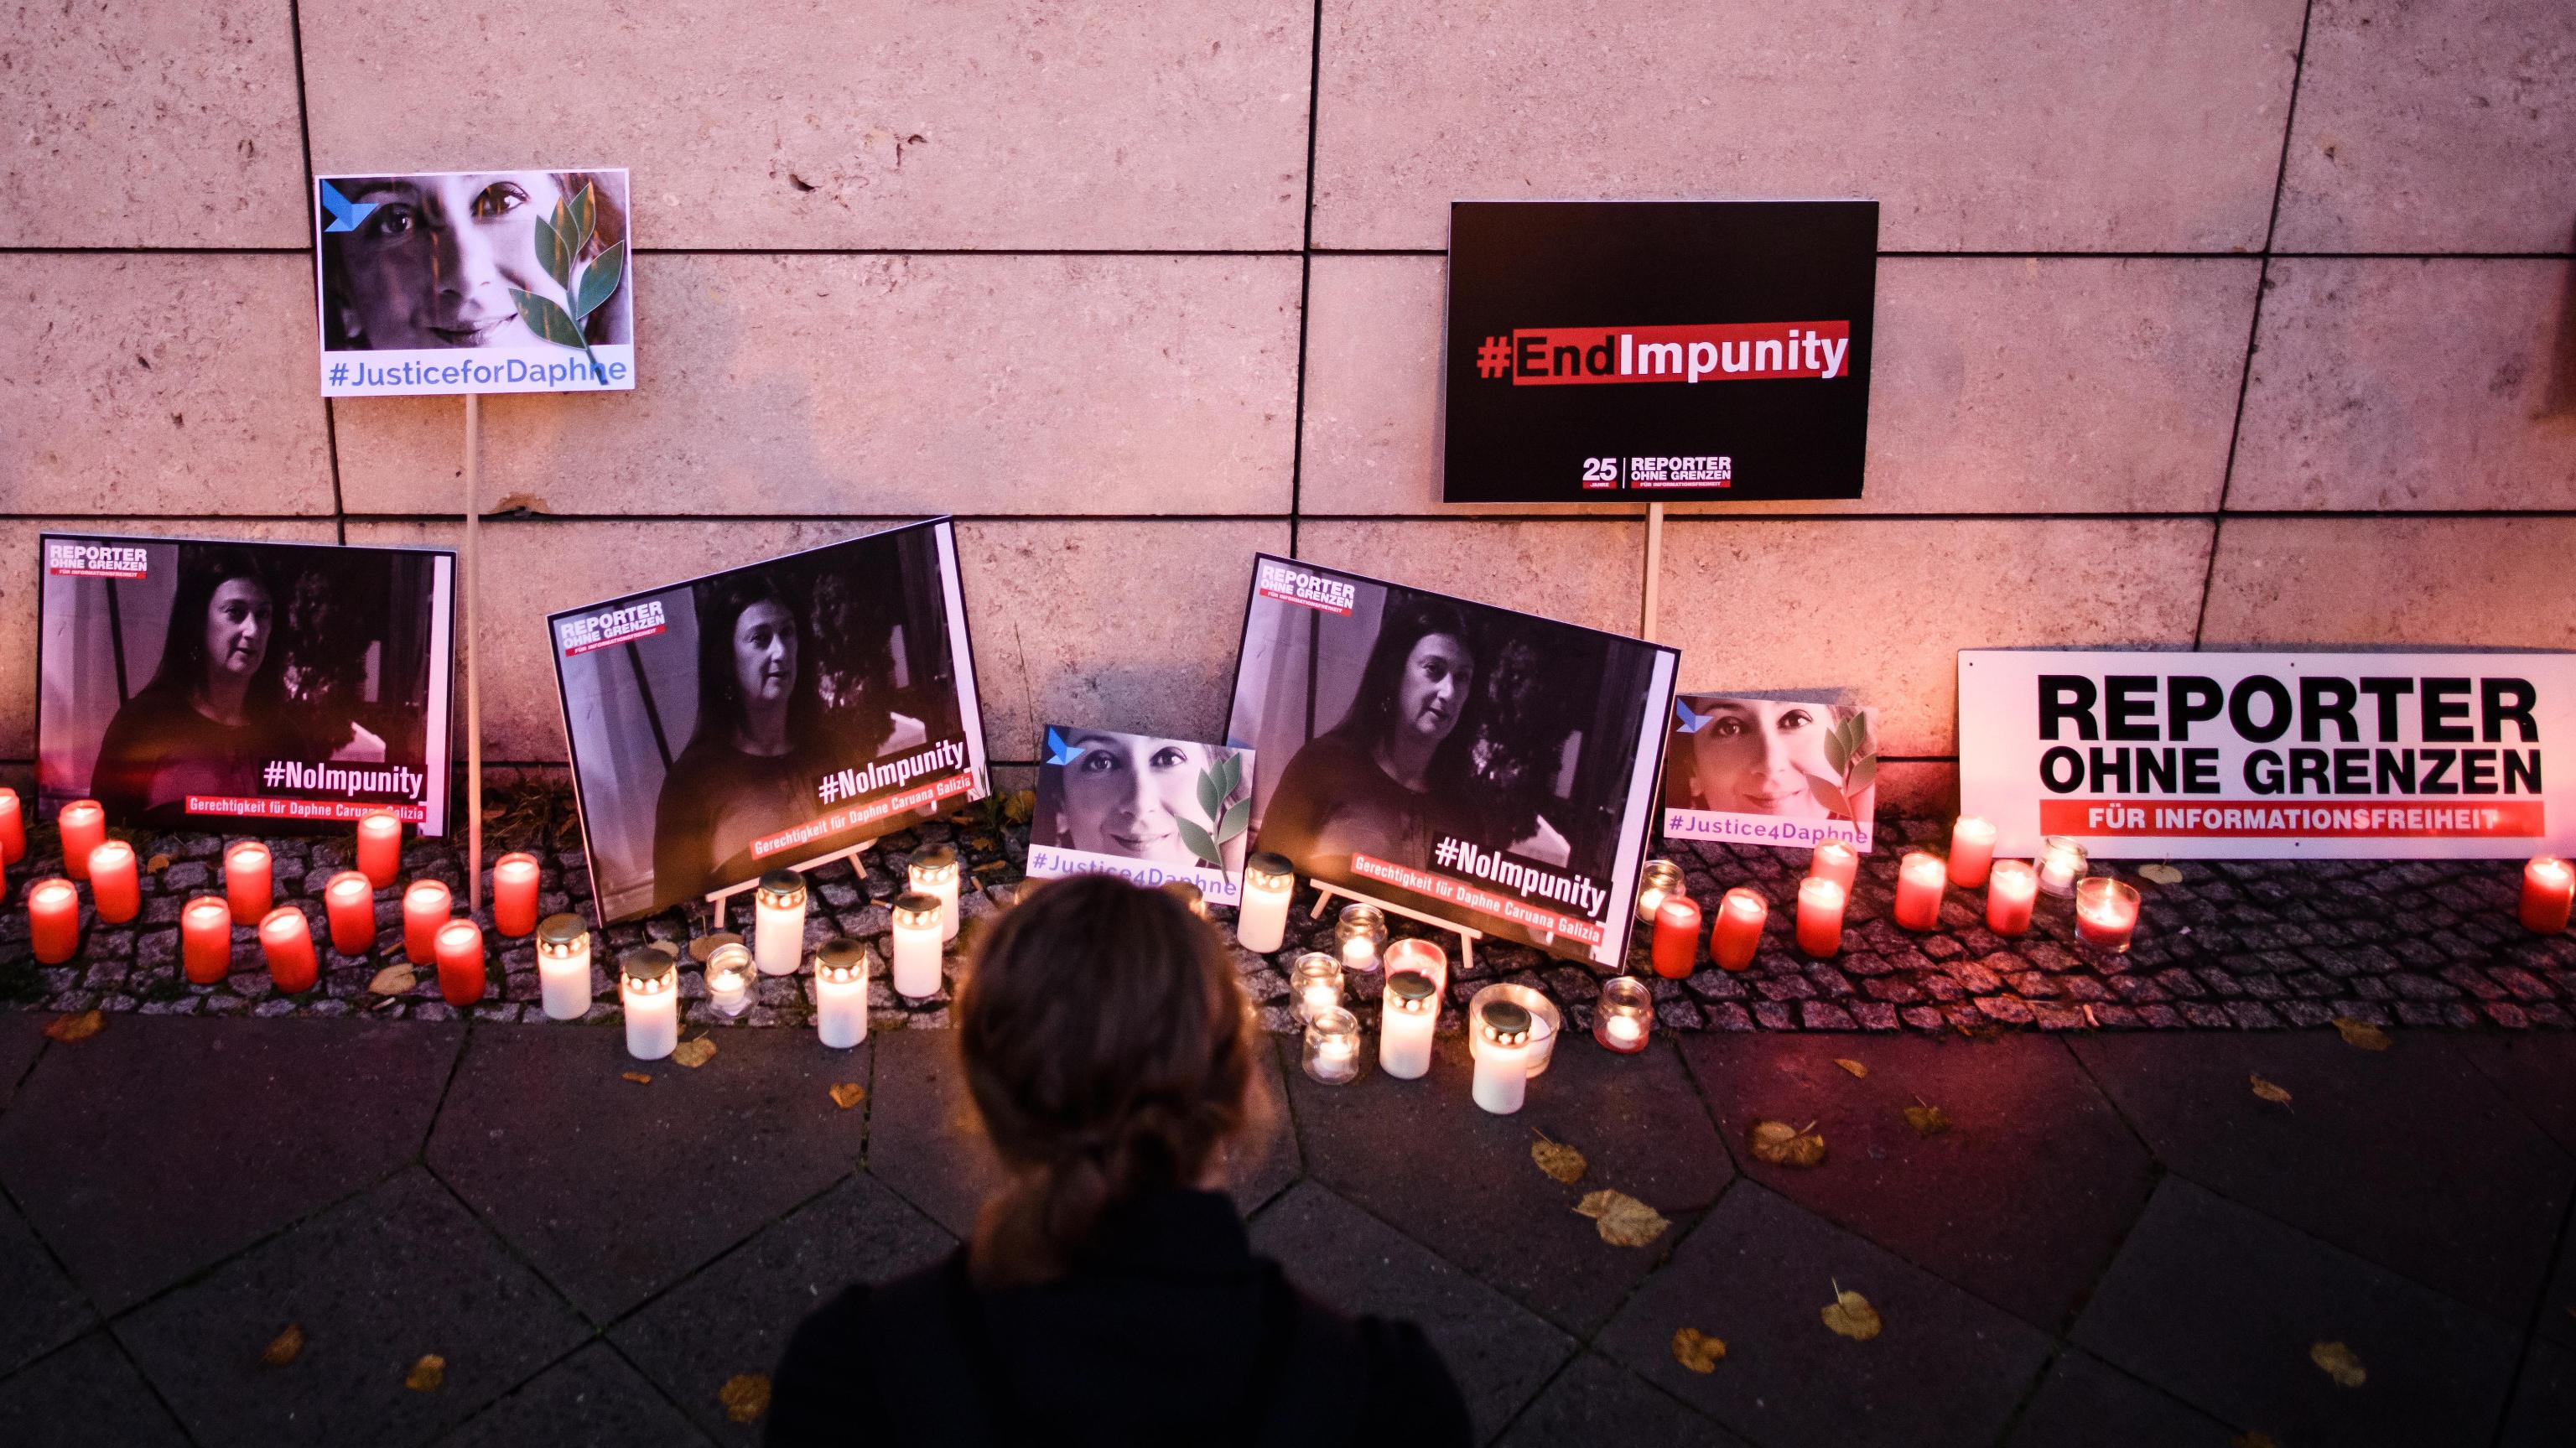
[356,812,402,889]
[181,896,235,983]
[29,877,80,964]
[2075,877,2141,952]
[0,786,24,864]
[1649,894,1701,978]
[1796,876,1846,958]
[1710,887,1767,971]
[434,920,488,1006]
[87,840,141,925]
[59,800,105,881]
[1809,841,1858,893]
[1947,817,1997,888]
[1987,859,2038,937]
[2521,856,2573,935]
[402,880,450,965]
[492,853,541,938]
[325,871,377,955]
[1893,851,1945,932]
[260,906,319,994]
[225,841,273,925]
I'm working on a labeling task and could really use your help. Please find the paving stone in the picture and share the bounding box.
[0,1012,44,1110]
[2000,1347,2235,1447]
[431,1342,711,1448]
[2454,1033,2576,1157]
[2499,1338,2576,1448]
[0,1333,192,1448]
[1597,1181,2051,1448]
[115,1168,589,1448]
[2072,1177,2523,1448]
[1246,1181,1573,1445]
[1493,1352,1748,1448]
[611,1174,953,1446]
[0,1192,91,1378]
[425,1026,871,1322]
[1682,1034,2155,1333]
[0,1015,461,1311]
[1285,1032,1729,1335]
[2071,1032,2573,1325]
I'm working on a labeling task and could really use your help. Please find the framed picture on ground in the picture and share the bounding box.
[1661,694,1880,854]
[1026,725,1254,904]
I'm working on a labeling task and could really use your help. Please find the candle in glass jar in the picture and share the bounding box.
[2520,856,2573,934]
[324,872,375,955]
[753,869,808,977]
[535,913,594,1020]
[224,841,272,924]
[1809,841,1858,893]
[619,947,679,1061]
[260,906,319,994]
[909,845,962,942]
[59,800,106,881]
[1333,903,1387,973]
[1301,1006,1364,1086]
[491,853,541,938]
[1470,999,1535,1115]
[704,940,753,1018]
[1237,852,1294,953]
[891,890,944,999]
[1382,937,1448,998]
[434,920,487,1007]
[1635,859,1684,923]
[181,896,234,983]
[1650,894,1701,978]
[0,786,23,864]
[1987,859,2038,937]
[2036,836,2087,897]
[402,880,450,965]
[2075,877,2141,952]
[813,937,870,1049]
[1796,876,1846,957]
[1948,817,1997,888]
[1289,952,1343,1023]
[1593,976,1654,1053]
[356,812,402,888]
[1379,968,1439,1080]
[1710,888,1767,972]
[87,841,141,925]
[1893,851,1946,932]
[29,878,80,964]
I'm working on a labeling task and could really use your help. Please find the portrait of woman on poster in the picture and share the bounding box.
[319,170,630,351]
[1038,731,1244,872]
[1670,698,1876,819]
[89,548,387,828]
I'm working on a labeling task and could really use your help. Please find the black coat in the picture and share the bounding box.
[765,1190,1472,1448]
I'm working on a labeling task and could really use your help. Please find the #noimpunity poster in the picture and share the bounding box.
[550,520,989,923]
[314,167,635,397]
[36,533,457,833]
[1660,695,1881,854]
[1226,556,1678,968]
[1026,726,1254,905]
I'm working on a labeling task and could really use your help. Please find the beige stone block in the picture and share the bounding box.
[331,253,1301,516]
[298,0,1311,250]
[1658,518,2215,757]
[2231,260,2576,511]
[2201,516,2576,650]
[1311,0,2302,251]
[0,0,308,247]
[1291,520,1646,638]
[2275,0,2576,252]
[1298,256,2254,516]
[0,518,339,756]
[0,254,335,516]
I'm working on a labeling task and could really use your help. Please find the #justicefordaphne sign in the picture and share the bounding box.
[1958,651,2576,859]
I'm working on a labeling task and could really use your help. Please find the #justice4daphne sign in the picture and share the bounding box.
[1958,651,2576,859]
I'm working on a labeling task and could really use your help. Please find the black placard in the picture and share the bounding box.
[1442,200,1877,503]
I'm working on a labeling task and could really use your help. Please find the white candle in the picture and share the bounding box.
[1237,853,1294,953]
[891,890,943,999]
[1289,952,1343,1024]
[2036,836,2088,898]
[1379,968,1439,1080]
[1635,859,1683,923]
[813,937,870,1049]
[1301,1006,1363,1085]
[910,845,962,942]
[1334,903,1386,973]
[620,947,678,1061]
[1470,999,1534,1115]
[535,913,592,1021]
[704,941,753,1017]
[753,869,808,977]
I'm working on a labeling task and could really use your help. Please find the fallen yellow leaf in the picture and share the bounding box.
[2331,1017,2392,1052]
[1573,1189,1670,1248]
[1670,1327,1726,1373]
[2311,1340,2366,1388]
[260,1325,304,1368]
[404,1354,446,1392]
[1903,1101,1952,1137]
[2233,1433,2283,1448]
[828,1082,868,1111]
[43,1009,103,1045]
[1001,790,1036,827]
[2250,1074,2293,1107]
[1530,1129,1588,1185]
[672,1036,718,1069]
[146,854,171,875]
[1820,1284,1882,1342]
[720,1373,772,1424]
[368,965,417,996]
[2138,864,2184,885]
[1748,1118,1827,1168]
[1833,1058,1868,1079]
[621,1072,653,1086]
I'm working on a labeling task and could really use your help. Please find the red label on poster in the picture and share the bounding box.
[188,796,428,824]
[2038,799,2543,839]
[747,771,978,860]
[1352,853,1608,947]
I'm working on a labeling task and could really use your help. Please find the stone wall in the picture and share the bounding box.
[3,0,2570,800]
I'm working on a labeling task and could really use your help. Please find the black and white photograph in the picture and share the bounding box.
[36,533,456,833]
[551,520,989,923]
[1661,694,1880,853]
[1026,724,1254,903]
[1225,556,1677,967]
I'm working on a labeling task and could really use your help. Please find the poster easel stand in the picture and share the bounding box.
[1639,501,1664,642]
[462,394,484,912]
[704,839,877,934]
[1307,880,1483,977]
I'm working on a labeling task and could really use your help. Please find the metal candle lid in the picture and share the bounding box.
[619,946,676,986]
[537,914,589,950]
[892,890,942,923]
[1245,852,1293,885]
[1386,968,1439,1009]
[1477,998,1533,1044]
[814,936,870,981]
[909,843,959,875]
[756,869,807,906]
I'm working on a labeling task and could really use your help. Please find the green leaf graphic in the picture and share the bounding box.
[565,183,597,258]
[1844,755,1877,797]
[1175,817,1222,869]
[1195,766,1224,826]
[1215,797,1249,846]
[510,288,586,349]
[1824,722,1852,776]
[533,208,574,290]
[1805,773,1854,818]
[571,241,625,322]
[1221,752,1244,797]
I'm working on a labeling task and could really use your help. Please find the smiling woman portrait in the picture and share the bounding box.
[317,169,630,351]
[1670,698,1873,820]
